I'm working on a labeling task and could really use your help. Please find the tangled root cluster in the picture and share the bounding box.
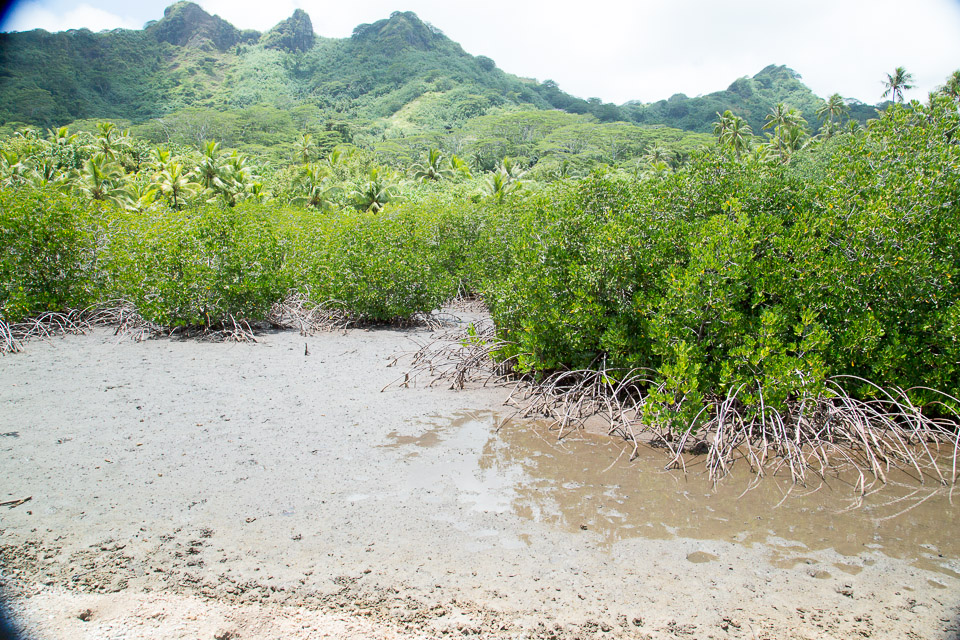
[391,320,960,492]
[1,294,457,354]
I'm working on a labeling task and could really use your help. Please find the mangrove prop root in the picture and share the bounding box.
[268,293,447,335]
[384,318,524,392]
[2,295,462,354]
[393,322,960,491]
[1,309,90,353]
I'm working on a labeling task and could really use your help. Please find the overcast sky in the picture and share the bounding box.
[2,0,959,105]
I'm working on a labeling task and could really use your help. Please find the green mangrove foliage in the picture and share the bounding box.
[0,189,101,321]
[103,203,289,327]
[485,95,960,428]
[1,83,959,434]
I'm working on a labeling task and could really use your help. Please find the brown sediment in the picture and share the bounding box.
[479,420,960,575]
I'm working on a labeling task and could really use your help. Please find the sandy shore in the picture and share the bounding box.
[1,319,958,639]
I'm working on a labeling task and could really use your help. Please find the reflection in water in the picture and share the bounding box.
[383,413,960,577]
[382,413,526,552]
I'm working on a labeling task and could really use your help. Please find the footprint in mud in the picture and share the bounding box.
[834,562,863,575]
[380,428,443,451]
[686,551,718,564]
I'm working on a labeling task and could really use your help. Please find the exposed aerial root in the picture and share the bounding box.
[269,293,450,334]
[384,318,524,391]
[1,309,90,354]
[443,293,489,314]
[85,300,161,341]
[2,293,455,353]
[269,294,358,333]
[393,321,960,492]
[0,317,19,354]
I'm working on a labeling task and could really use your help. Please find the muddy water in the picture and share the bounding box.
[384,412,960,579]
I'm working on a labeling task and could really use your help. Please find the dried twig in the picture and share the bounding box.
[0,496,32,508]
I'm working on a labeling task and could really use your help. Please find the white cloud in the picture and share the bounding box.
[3,2,139,32]
[429,0,960,104]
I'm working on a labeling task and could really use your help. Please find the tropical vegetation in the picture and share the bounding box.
[1,1,958,482]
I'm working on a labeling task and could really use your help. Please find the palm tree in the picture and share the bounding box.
[200,140,221,158]
[882,67,915,103]
[248,182,270,205]
[816,94,849,126]
[326,147,348,167]
[411,148,454,182]
[155,162,200,210]
[27,158,63,188]
[497,157,526,184]
[714,110,753,158]
[47,126,77,146]
[323,147,353,180]
[642,160,671,179]
[295,133,315,164]
[760,104,809,156]
[13,127,40,140]
[124,182,161,213]
[725,115,753,158]
[764,104,806,132]
[750,143,776,165]
[713,111,733,140]
[291,164,340,211]
[217,151,255,206]
[483,171,517,203]
[483,167,526,202]
[449,154,472,178]
[68,152,130,207]
[779,125,810,155]
[95,121,129,158]
[644,144,672,166]
[470,149,487,173]
[147,147,172,172]
[763,103,789,132]
[0,150,30,187]
[350,167,401,213]
[938,70,960,100]
[195,140,224,191]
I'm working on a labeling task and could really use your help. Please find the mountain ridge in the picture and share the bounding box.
[0,2,875,136]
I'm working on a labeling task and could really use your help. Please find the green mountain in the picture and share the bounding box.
[622,64,877,134]
[0,2,875,143]
[0,3,557,129]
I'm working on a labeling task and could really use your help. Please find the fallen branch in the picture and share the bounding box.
[1,496,32,509]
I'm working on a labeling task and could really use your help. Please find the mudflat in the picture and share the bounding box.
[1,320,958,639]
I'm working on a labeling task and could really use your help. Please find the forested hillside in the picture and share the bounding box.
[2,0,959,485]
[1,1,879,145]
[622,64,879,134]
[0,2,570,130]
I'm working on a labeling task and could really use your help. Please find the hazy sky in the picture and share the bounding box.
[2,0,959,105]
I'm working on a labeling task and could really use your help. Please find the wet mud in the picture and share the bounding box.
[1,326,958,639]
